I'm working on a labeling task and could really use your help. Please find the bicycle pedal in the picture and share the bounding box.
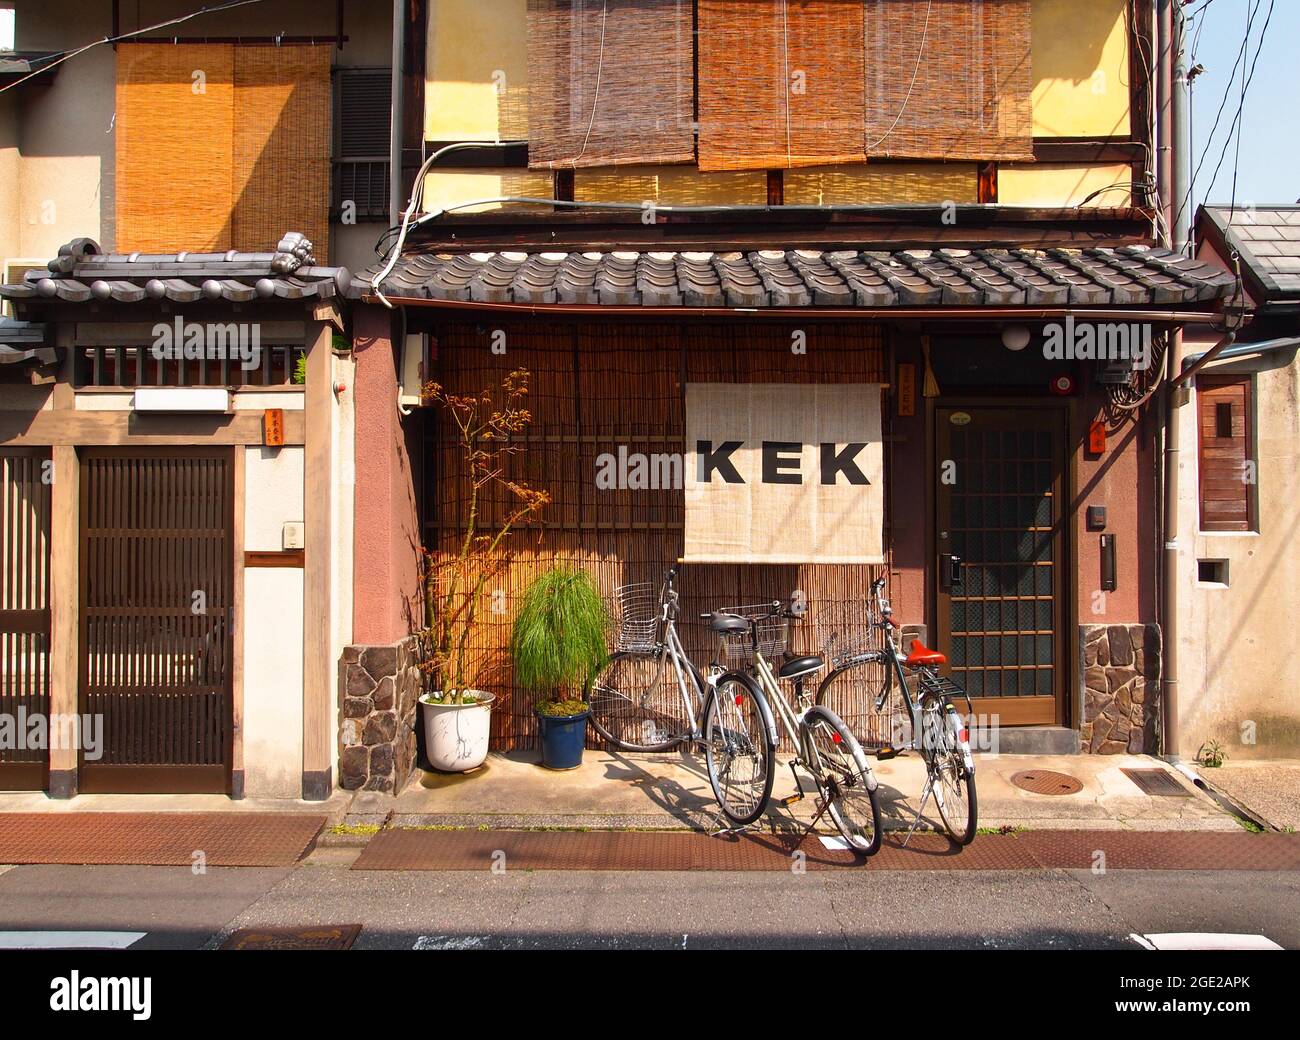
[875,746,903,760]
[778,792,804,807]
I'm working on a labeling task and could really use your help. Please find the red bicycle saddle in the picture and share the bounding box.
[905,639,946,667]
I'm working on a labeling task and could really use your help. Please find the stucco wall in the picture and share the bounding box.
[2,0,392,268]
[1175,341,1300,759]
[352,304,423,646]
[241,444,306,798]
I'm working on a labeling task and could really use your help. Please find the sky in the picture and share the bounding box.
[1186,0,1300,211]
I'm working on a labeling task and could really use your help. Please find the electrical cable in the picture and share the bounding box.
[0,0,267,95]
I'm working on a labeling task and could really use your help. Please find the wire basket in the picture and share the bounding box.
[714,603,788,664]
[612,582,659,654]
[813,598,886,666]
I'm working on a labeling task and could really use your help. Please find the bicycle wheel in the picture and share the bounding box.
[703,672,776,826]
[802,705,882,855]
[930,704,977,845]
[586,650,698,752]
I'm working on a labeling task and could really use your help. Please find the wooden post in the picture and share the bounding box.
[302,321,334,799]
[230,446,246,799]
[47,444,79,798]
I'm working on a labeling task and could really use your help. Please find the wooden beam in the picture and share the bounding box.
[0,409,306,447]
[301,320,334,800]
[47,445,79,798]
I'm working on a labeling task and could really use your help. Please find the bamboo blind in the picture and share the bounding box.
[232,45,333,257]
[864,0,1034,161]
[426,320,895,751]
[697,0,867,171]
[116,44,236,252]
[783,162,979,205]
[527,0,695,169]
[115,43,331,254]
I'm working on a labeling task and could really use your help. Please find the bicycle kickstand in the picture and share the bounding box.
[900,769,937,849]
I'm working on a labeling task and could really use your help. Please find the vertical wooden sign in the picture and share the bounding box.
[263,408,285,447]
[897,363,917,417]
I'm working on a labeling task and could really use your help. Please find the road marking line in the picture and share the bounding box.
[0,931,146,949]
[1130,932,1282,951]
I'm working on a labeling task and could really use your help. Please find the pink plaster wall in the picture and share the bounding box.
[352,304,423,646]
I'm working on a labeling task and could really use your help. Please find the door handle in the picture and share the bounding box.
[940,553,963,591]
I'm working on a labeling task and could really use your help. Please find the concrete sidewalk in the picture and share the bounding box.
[0,789,352,822]
[369,748,1240,833]
[1196,761,1300,831]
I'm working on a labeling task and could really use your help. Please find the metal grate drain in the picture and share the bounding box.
[1010,770,1084,796]
[222,925,361,951]
[1121,768,1192,797]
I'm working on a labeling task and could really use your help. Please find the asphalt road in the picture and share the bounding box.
[0,853,1296,950]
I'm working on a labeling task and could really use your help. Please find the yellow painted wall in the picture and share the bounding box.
[422,0,1137,208]
[422,169,554,214]
[999,162,1132,207]
[1031,0,1132,138]
[425,0,529,141]
[786,164,978,206]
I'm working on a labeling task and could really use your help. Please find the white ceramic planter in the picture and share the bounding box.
[421,691,495,773]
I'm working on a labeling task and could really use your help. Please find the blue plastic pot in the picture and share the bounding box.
[536,708,589,770]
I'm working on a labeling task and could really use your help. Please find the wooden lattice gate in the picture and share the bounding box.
[0,449,52,790]
[78,449,234,793]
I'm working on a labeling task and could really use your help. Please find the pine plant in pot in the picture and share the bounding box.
[511,566,610,770]
[411,368,551,773]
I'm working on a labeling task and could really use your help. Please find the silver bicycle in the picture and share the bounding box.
[707,599,881,853]
[816,576,978,845]
[585,567,775,825]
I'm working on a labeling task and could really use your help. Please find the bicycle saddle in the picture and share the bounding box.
[709,612,751,634]
[905,640,946,667]
[778,654,824,680]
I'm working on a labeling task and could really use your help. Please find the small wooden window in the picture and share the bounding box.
[1197,375,1255,532]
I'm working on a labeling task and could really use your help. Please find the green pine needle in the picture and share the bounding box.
[510,566,610,698]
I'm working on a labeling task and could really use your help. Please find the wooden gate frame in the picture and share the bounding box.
[0,447,52,790]
[76,446,236,794]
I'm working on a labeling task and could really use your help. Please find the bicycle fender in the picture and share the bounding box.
[713,670,778,749]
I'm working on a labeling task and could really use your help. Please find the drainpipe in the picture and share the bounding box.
[389,0,405,228]
[1172,2,1192,253]
[1156,0,1174,247]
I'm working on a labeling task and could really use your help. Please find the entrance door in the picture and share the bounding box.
[935,406,1067,726]
[0,450,51,790]
[79,449,234,793]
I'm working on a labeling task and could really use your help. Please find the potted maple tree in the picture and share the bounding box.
[412,368,550,772]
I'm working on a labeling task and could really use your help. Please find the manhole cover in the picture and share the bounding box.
[1010,770,1083,796]
[1121,768,1191,797]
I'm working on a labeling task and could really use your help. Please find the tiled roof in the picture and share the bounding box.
[1201,205,1300,300]
[0,317,53,367]
[0,234,351,306]
[352,246,1235,309]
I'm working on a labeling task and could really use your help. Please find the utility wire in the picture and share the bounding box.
[0,0,267,95]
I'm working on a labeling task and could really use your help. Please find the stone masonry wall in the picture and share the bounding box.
[1081,624,1161,754]
[338,637,421,792]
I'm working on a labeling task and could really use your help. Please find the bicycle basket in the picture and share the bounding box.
[714,603,788,664]
[612,582,659,653]
[813,598,885,666]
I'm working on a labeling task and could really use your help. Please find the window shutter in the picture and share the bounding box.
[116,44,236,253]
[526,0,695,169]
[335,68,392,221]
[1197,376,1254,532]
[864,0,1033,162]
[231,44,333,257]
[698,0,866,172]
